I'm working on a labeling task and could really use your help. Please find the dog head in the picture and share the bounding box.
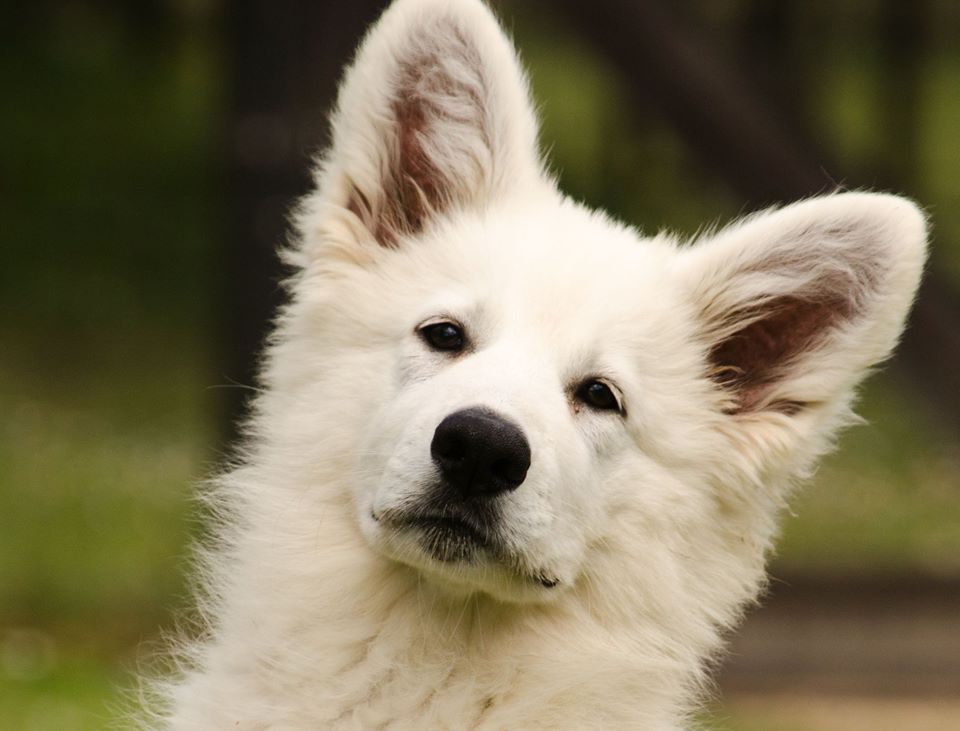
[268,0,927,605]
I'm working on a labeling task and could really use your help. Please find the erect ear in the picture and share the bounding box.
[678,193,927,421]
[303,0,541,255]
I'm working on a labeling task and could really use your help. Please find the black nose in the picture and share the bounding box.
[430,408,531,498]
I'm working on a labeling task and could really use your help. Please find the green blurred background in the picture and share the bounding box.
[1,1,958,729]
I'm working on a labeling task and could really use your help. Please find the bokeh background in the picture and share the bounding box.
[2,1,958,729]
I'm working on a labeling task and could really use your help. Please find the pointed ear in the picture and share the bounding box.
[302,0,541,256]
[679,193,927,420]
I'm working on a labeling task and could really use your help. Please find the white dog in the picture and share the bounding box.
[159,0,927,727]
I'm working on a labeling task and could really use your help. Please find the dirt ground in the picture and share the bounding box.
[713,575,960,730]
[719,693,960,731]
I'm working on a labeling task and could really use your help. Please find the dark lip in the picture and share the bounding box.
[398,514,492,548]
[373,511,560,589]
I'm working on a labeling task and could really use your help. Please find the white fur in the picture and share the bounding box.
[156,0,928,728]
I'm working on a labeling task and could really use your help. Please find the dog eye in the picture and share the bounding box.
[418,321,466,353]
[576,379,623,413]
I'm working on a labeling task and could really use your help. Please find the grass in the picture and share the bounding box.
[0,328,211,628]
[0,637,132,731]
[775,377,960,576]
[0,326,211,729]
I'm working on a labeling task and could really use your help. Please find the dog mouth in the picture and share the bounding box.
[372,510,560,589]
[390,513,492,563]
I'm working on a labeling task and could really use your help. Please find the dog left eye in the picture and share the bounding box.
[576,379,623,414]
[418,321,466,353]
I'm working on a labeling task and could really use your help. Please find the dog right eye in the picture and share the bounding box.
[574,378,625,415]
[418,320,466,353]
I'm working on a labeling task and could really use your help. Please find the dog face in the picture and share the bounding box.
[345,203,707,601]
[274,0,926,604]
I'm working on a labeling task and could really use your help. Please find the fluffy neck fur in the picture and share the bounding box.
[159,288,789,729]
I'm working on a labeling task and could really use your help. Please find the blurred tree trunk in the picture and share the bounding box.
[736,0,808,130]
[548,0,960,430]
[222,0,388,442]
[876,0,926,187]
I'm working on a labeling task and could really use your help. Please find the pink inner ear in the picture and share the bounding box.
[347,84,444,249]
[346,20,489,249]
[709,294,850,414]
[390,82,444,239]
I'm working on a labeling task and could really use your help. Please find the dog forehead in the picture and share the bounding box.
[416,199,684,329]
